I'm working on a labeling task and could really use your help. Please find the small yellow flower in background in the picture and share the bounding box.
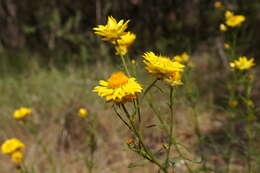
[245,99,254,107]
[78,108,88,118]
[115,32,136,56]
[13,107,32,119]
[131,59,136,64]
[173,52,190,63]
[142,52,185,86]
[230,56,255,70]
[228,100,238,107]
[93,16,130,42]
[1,138,25,155]
[220,24,227,32]
[225,11,246,27]
[224,43,230,49]
[127,138,134,145]
[214,1,224,8]
[93,72,142,104]
[11,151,23,164]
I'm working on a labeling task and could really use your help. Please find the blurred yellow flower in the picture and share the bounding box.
[228,100,238,107]
[93,16,129,42]
[11,151,23,164]
[93,72,142,104]
[115,32,136,56]
[245,99,254,107]
[225,11,246,27]
[78,108,88,118]
[220,24,227,32]
[214,1,224,8]
[1,138,25,155]
[224,43,230,49]
[173,52,190,63]
[13,107,32,119]
[131,59,136,64]
[230,56,255,70]
[164,71,183,86]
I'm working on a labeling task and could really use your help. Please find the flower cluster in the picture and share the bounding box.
[13,107,32,119]
[142,52,185,86]
[219,11,246,32]
[1,138,25,164]
[93,16,136,56]
[93,72,142,104]
[229,56,255,71]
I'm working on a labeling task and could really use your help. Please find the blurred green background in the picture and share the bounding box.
[0,0,260,71]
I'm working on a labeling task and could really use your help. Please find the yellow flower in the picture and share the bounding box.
[164,72,183,86]
[230,56,255,70]
[228,100,238,107]
[220,24,227,32]
[93,16,130,42]
[173,52,190,63]
[225,11,246,27]
[115,32,136,56]
[224,43,230,49]
[131,59,136,64]
[13,107,32,119]
[143,52,185,86]
[214,1,224,8]
[78,108,88,118]
[245,99,254,107]
[143,52,184,77]
[93,72,142,104]
[1,138,25,155]
[11,151,23,164]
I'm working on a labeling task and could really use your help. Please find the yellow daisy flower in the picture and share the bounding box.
[1,138,25,155]
[214,1,224,8]
[11,151,23,164]
[12,107,32,119]
[115,32,136,56]
[224,43,230,49]
[220,24,227,32]
[225,11,246,27]
[143,52,185,86]
[78,108,88,118]
[93,72,142,104]
[93,16,129,42]
[173,52,190,63]
[230,56,255,70]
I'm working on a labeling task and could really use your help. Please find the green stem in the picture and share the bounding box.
[120,55,130,76]
[121,104,166,172]
[165,87,174,169]
[141,79,158,102]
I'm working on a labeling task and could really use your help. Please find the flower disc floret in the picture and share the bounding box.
[1,138,25,155]
[143,52,184,78]
[93,16,130,42]
[93,72,142,103]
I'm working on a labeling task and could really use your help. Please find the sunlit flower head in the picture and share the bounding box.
[224,43,230,49]
[13,107,32,119]
[93,72,142,104]
[220,24,227,32]
[173,52,190,63]
[143,52,184,77]
[225,11,246,27]
[115,32,136,56]
[214,1,224,8]
[1,138,25,155]
[230,56,255,70]
[78,108,88,118]
[11,151,23,164]
[93,16,130,42]
[163,72,183,86]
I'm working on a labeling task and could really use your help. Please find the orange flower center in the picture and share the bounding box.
[108,72,129,88]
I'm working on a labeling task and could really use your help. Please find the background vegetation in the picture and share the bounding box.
[0,0,260,172]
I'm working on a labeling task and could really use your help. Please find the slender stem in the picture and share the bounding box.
[113,105,132,130]
[120,55,130,76]
[165,87,174,169]
[141,79,158,102]
[121,104,166,172]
